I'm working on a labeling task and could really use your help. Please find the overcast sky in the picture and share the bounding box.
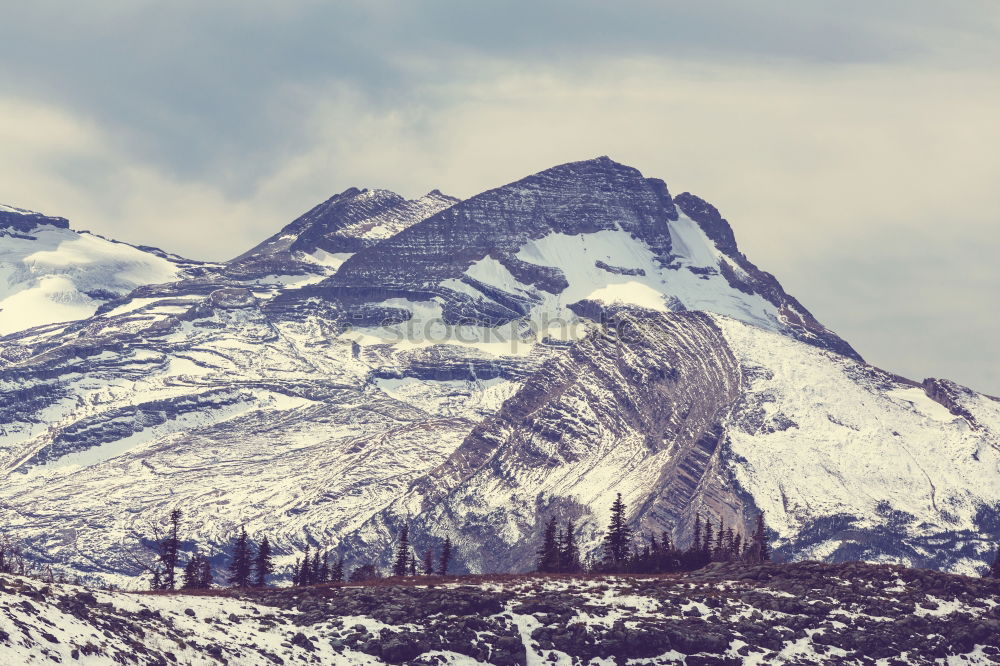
[2,1,998,393]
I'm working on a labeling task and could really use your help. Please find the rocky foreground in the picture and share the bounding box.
[2,561,999,665]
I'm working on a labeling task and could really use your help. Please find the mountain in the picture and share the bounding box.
[0,157,996,586]
[232,187,458,269]
[3,561,999,665]
[0,203,208,335]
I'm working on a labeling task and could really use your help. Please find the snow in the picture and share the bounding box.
[0,226,186,334]
[886,387,958,423]
[375,377,516,416]
[586,281,668,311]
[301,249,354,270]
[0,203,35,215]
[713,314,1000,563]
[455,221,779,334]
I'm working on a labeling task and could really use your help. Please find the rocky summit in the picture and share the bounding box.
[0,157,998,589]
[2,561,1000,665]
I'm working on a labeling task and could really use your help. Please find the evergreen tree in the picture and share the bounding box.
[198,556,213,589]
[987,548,1000,579]
[702,519,714,558]
[253,536,273,588]
[321,552,331,583]
[291,558,302,586]
[691,514,702,553]
[151,567,162,592]
[408,552,417,577]
[227,526,254,587]
[422,548,434,575]
[747,514,770,563]
[159,509,182,590]
[182,551,202,589]
[559,521,582,573]
[438,536,453,576]
[602,493,632,567]
[536,517,560,573]
[331,557,344,583]
[713,519,725,561]
[311,550,322,583]
[732,533,743,562]
[298,545,312,586]
[393,525,411,577]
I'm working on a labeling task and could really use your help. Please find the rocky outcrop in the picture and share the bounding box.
[0,204,69,235]
[2,562,999,665]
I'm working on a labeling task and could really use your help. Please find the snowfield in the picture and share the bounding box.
[0,224,196,334]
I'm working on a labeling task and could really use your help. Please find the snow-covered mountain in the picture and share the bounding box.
[0,157,996,586]
[0,204,208,335]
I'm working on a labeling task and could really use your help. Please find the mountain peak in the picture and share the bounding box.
[231,186,458,265]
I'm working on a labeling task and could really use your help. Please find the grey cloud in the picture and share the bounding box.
[2,1,997,189]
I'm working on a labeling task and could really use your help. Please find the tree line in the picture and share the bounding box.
[142,511,460,590]
[288,525,456,586]
[537,493,770,574]
[6,500,999,590]
[144,510,275,591]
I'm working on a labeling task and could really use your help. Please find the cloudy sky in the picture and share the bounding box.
[2,1,998,393]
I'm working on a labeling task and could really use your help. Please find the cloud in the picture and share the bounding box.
[0,2,997,393]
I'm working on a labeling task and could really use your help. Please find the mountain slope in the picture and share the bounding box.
[0,158,996,586]
[0,204,207,335]
[362,308,998,575]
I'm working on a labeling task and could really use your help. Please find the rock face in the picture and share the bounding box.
[2,562,1000,665]
[232,187,458,271]
[0,157,998,586]
[0,203,70,233]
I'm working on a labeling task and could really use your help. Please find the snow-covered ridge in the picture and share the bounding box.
[0,211,206,335]
[233,187,458,266]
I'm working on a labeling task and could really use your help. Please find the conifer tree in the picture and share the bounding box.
[703,520,714,558]
[408,552,417,577]
[602,493,632,567]
[732,533,743,562]
[253,536,273,587]
[298,545,311,586]
[331,557,344,583]
[321,552,331,583]
[422,548,434,575]
[159,509,182,590]
[747,514,770,563]
[560,521,582,573]
[182,551,202,589]
[438,536,453,576]
[198,556,213,589]
[691,514,702,553]
[393,525,411,577]
[311,550,322,583]
[291,557,302,586]
[713,519,725,561]
[536,517,560,573]
[987,548,1000,579]
[227,526,254,587]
